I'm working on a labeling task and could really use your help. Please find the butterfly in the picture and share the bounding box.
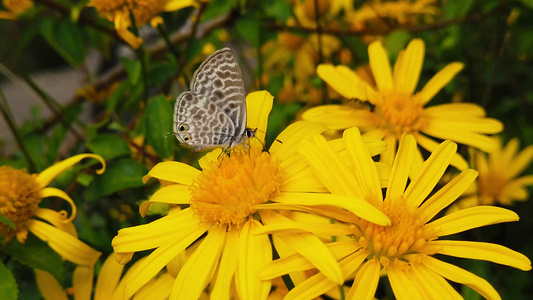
[173,48,254,151]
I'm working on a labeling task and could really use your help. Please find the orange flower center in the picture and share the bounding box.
[0,166,41,242]
[371,91,424,138]
[478,171,507,205]
[354,196,435,266]
[88,0,168,26]
[190,148,282,227]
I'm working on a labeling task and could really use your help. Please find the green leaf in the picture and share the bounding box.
[0,261,18,300]
[262,0,292,21]
[443,0,474,18]
[86,134,131,161]
[0,235,64,285]
[203,0,237,20]
[121,57,142,85]
[148,60,177,86]
[86,158,147,201]
[106,81,130,114]
[235,17,260,47]
[40,20,85,67]
[522,0,533,8]
[145,95,174,159]
[0,213,15,230]
[384,30,411,58]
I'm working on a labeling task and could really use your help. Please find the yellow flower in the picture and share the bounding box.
[303,39,503,169]
[111,91,391,299]
[450,138,533,210]
[0,0,32,20]
[0,154,105,266]
[87,0,195,48]
[261,128,531,299]
[36,253,175,300]
[347,0,438,31]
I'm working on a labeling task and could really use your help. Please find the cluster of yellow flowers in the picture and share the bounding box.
[1,1,532,299]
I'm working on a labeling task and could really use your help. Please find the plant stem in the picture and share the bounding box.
[0,87,37,172]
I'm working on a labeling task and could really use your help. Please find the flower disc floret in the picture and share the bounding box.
[0,166,41,241]
[356,196,435,266]
[190,148,282,227]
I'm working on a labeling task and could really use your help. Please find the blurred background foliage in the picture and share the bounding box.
[0,0,532,299]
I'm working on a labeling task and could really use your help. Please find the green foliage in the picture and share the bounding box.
[1,235,65,285]
[40,19,86,67]
[0,261,18,300]
[145,95,174,159]
[86,158,146,201]
[87,134,131,161]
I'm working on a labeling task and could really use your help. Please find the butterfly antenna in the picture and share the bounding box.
[165,131,177,139]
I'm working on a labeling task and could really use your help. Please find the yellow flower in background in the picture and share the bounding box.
[0,0,32,19]
[347,0,438,31]
[304,39,503,169]
[112,91,391,299]
[262,129,531,299]
[88,0,195,48]
[36,253,175,300]
[263,32,341,103]
[0,154,105,266]
[449,138,533,211]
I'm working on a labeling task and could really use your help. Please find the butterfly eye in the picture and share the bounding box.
[183,134,191,142]
[178,124,188,132]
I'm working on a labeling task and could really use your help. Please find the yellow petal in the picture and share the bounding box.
[94,255,124,300]
[415,133,469,170]
[40,187,77,223]
[133,273,174,300]
[380,133,397,167]
[368,40,393,91]
[387,263,427,300]
[35,269,68,300]
[301,105,371,130]
[507,144,533,178]
[36,154,105,188]
[299,135,364,197]
[142,161,200,185]
[386,134,416,200]
[269,121,328,161]
[260,211,343,284]
[170,226,226,299]
[124,223,211,299]
[423,103,486,118]
[422,120,502,153]
[393,39,424,94]
[418,62,464,104]
[317,64,370,100]
[418,169,478,223]
[27,219,101,266]
[271,192,390,226]
[255,220,352,237]
[73,265,93,300]
[426,240,531,271]
[404,140,456,207]
[421,255,501,300]
[343,127,383,204]
[410,263,462,299]
[284,250,368,300]
[424,117,503,134]
[33,208,77,237]
[346,258,380,300]
[280,155,328,193]
[246,90,273,148]
[210,228,239,299]
[198,148,223,171]
[149,16,163,28]
[235,220,272,300]
[164,0,196,11]
[425,206,519,237]
[140,184,191,217]
[260,241,359,280]
[112,209,200,254]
